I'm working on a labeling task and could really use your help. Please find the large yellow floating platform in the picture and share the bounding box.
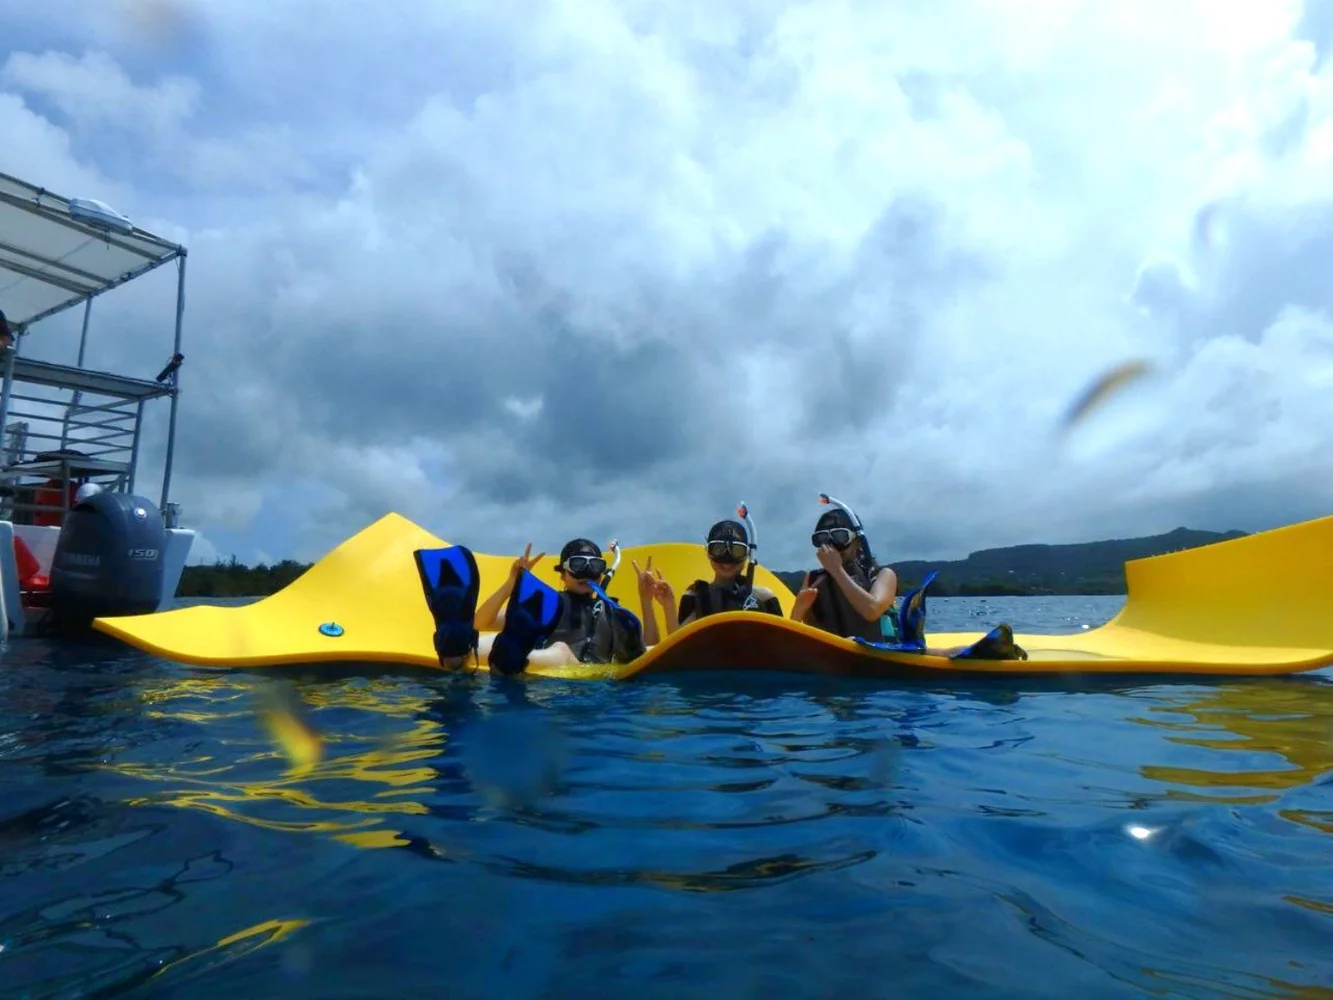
[92,513,1333,679]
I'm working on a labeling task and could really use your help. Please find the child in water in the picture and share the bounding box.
[634,511,782,645]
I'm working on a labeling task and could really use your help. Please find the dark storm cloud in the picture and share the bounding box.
[798,194,995,435]
[7,2,1333,567]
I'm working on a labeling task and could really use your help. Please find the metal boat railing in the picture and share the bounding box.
[0,355,174,525]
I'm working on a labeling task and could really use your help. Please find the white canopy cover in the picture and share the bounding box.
[0,170,184,331]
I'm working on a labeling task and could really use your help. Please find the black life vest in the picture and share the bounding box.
[808,557,888,642]
[678,579,782,622]
[541,591,613,663]
[541,589,645,664]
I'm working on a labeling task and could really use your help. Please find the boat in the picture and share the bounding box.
[92,509,1333,679]
[0,170,195,638]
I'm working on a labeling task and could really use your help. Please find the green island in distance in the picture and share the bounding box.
[178,525,1246,600]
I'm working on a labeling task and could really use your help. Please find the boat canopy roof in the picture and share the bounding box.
[0,170,185,331]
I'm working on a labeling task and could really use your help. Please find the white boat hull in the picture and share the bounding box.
[0,520,195,637]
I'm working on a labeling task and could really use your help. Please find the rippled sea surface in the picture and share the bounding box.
[3,595,1333,998]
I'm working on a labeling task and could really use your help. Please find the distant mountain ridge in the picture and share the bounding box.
[180,526,1248,600]
[771,526,1246,597]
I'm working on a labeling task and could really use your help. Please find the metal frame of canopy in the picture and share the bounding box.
[0,169,188,526]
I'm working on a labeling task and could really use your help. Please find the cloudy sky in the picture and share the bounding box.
[3,0,1333,570]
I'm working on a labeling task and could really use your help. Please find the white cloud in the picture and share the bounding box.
[185,528,218,565]
[504,396,545,421]
[3,1,1333,569]
[1,49,198,136]
[0,92,126,202]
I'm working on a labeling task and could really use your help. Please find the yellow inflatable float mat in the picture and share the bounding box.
[92,513,1333,678]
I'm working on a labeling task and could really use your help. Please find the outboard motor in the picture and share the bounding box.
[48,491,166,633]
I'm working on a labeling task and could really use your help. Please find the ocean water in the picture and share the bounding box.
[2,594,1332,999]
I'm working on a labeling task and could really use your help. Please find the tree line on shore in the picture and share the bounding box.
[179,526,1244,600]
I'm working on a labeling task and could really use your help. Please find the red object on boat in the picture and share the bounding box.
[12,534,49,591]
[32,477,76,527]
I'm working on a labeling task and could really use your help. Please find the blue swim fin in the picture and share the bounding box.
[948,623,1029,662]
[852,570,940,654]
[414,545,481,664]
[489,570,563,676]
[895,570,938,652]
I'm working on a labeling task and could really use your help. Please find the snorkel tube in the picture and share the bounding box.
[736,502,759,593]
[817,492,866,538]
[600,539,622,589]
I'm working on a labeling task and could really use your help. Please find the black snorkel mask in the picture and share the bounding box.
[562,554,606,580]
[705,538,749,564]
[560,540,621,588]
[704,503,760,592]
[812,493,866,552]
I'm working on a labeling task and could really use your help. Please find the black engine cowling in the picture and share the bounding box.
[49,491,166,631]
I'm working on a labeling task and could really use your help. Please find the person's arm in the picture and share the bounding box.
[751,586,783,617]
[476,544,545,631]
[651,572,680,635]
[667,589,693,635]
[790,572,821,623]
[474,576,515,632]
[824,562,898,622]
[634,558,660,646]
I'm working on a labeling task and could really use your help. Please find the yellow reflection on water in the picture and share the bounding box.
[145,916,312,988]
[1284,894,1333,915]
[100,672,451,850]
[1132,679,1333,819]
